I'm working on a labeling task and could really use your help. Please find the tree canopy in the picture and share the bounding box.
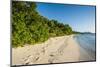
[12,1,73,47]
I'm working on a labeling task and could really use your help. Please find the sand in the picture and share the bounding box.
[12,35,88,65]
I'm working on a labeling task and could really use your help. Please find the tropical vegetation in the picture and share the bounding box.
[12,1,73,47]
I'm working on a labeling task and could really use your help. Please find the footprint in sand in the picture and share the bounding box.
[41,47,46,54]
[48,58,54,63]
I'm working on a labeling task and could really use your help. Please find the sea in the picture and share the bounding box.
[74,33,96,61]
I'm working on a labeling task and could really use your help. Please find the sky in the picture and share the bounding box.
[36,3,96,33]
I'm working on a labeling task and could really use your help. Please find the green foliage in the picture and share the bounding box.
[12,1,73,47]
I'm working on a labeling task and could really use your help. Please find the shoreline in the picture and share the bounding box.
[12,34,95,65]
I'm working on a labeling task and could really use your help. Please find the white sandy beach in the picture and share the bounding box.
[12,35,94,65]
